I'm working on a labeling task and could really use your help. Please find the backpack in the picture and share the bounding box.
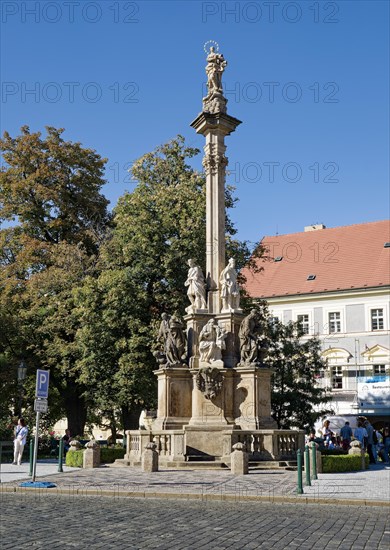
[373,431,378,444]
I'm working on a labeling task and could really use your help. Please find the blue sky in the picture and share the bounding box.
[1,0,389,245]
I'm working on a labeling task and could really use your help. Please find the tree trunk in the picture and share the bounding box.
[121,404,143,430]
[109,414,117,441]
[63,387,87,437]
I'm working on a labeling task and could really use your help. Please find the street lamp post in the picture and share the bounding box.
[17,360,27,417]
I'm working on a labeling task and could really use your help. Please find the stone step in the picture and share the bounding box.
[186,455,219,462]
[249,461,296,470]
[111,457,298,470]
[164,461,229,469]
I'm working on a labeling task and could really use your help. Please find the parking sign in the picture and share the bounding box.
[35,369,50,398]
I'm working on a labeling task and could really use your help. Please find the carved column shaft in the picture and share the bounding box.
[190,112,241,315]
[204,132,228,314]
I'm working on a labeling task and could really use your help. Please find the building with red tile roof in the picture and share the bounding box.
[243,220,390,429]
[243,220,390,299]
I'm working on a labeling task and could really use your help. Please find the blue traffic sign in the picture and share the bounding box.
[35,369,50,398]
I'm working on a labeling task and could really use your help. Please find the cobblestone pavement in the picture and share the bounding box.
[2,463,389,504]
[0,494,389,549]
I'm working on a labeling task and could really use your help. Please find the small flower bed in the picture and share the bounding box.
[65,449,84,468]
[65,446,125,467]
[322,454,369,473]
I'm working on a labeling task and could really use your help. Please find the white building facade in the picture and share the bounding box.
[243,221,390,428]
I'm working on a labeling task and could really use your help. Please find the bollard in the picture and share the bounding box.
[142,443,159,472]
[305,445,311,486]
[83,440,100,468]
[297,449,303,494]
[311,442,318,480]
[230,442,249,475]
[58,438,64,473]
[29,438,34,477]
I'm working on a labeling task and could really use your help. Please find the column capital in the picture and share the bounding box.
[190,111,242,137]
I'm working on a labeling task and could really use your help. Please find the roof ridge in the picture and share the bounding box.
[261,219,390,240]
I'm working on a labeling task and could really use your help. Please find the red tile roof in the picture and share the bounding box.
[242,220,390,298]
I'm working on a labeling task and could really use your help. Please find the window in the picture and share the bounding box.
[328,312,341,333]
[371,309,384,330]
[374,364,386,376]
[332,366,343,389]
[297,314,309,335]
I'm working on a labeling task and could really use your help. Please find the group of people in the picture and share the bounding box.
[307,419,390,464]
[12,419,72,465]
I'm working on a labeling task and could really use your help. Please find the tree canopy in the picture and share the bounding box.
[0,126,110,435]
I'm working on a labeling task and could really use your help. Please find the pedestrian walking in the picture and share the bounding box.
[353,421,368,449]
[13,418,28,466]
[364,420,376,464]
[322,420,334,447]
[340,421,353,451]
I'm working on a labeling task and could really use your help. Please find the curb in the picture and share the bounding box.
[1,485,389,507]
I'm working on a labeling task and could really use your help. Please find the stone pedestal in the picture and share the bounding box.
[184,425,235,459]
[217,311,244,368]
[69,440,81,451]
[316,450,322,474]
[185,312,212,367]
[83,440,100,469]
[230,442,248,475]
[185,311,244,369]
[188,367,235,425]
[153,367,192,430]
[349,441,366,470]
[142,443,159,472]
[234,366,277,430]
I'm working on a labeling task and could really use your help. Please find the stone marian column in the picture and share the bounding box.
[190,46,241,314]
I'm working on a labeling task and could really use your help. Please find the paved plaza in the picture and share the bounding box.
[1,460,390,505]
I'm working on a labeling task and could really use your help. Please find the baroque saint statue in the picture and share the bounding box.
[220,258,240,312]
[203,45,228,114]
[184,259,207,312]
[154,313,187,368]
[205,47,227,97]
[199,319,227,364]
[238,309,268,366]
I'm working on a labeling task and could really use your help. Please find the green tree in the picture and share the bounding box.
[0,126,110,436]
[262,311,334,430]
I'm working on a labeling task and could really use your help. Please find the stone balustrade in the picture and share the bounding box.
[125,428,304,465]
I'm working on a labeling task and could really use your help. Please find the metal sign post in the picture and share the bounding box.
[32,410,40,482]
[31,370,50,482]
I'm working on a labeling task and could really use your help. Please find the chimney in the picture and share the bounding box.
[304,224,326,232]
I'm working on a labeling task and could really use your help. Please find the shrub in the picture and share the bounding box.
[322,454,369,473]
[65,449,84,468]
[320,448,348,456]
[100,447,125,463]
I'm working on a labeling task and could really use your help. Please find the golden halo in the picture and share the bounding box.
[203,40,220,54]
